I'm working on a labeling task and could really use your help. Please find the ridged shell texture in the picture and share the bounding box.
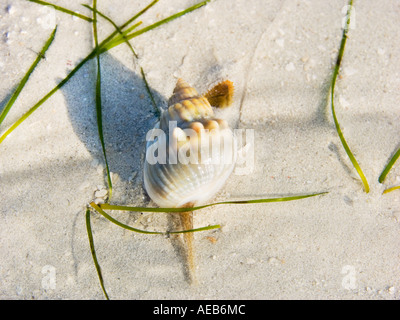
[144,79,236,208]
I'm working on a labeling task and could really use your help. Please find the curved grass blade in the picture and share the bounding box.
[90,202,220,234]
[0,26,57,127]
[103,0,210,51]
[83,5,161,118]
[0,1,152,143]
[0,0,207,146]
[100,192,328,213]
[89,199,219,300]
[383,185,400,194]
[0,50,97,144]
[85,207,110,300]
[379,146,400,183]
[28,0,94,22]
[330,0,369,193]
[91,0,112,198]
[82,5,137,58]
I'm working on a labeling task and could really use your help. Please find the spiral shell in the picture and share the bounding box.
[144,78,236,208]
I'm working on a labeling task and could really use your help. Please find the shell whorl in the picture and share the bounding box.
[168,78,200,106]
[160,79,213,131]
[144,79,236,208]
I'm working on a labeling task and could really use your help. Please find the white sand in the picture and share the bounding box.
[0,0,399,299]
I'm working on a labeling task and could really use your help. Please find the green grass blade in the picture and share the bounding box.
[100,22,143,50]
[0,0,206,146]
[379,146,400,183]
[92,0,113,199]
[100,192,328,213]
[92,0,158,47]
[28,0,94,22]
[169,224,220,234]
[0,0,153,143]
[103,0,210,51]
[89,0,153,54]
[113,0,159,33]
[82,4,138,59]
[0,51,96,145]
[330,0,369,193]
[0,18,137,145]
[83,5,161,118]
[90,202,220,234]
[85,208,110,300]
[0,26,57,127]
[383,185,400,194]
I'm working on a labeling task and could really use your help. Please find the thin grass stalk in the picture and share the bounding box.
[0,0,151,143]
[83,5,159,116]
[0,0,207,145]
[383,185,400,194]
[100,192,328,213]
[90,202,220,234]
[85,208,110,299]
[103,0,210,51]
[0,51,96,144]
[379,146,400,183]
[88,199,219,299]
[92,0,113,198]
[330,0,369,193]
[0,26,57,127]
[83,5,161,118]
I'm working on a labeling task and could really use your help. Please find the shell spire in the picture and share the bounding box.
[168,78,199,106]
[160,79,213,130]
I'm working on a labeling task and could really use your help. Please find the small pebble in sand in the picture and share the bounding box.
[301,55,309,63]
[95,189,108,198]
[275,38,284,48]
[6,5,17,15]
[285,62,295,72]
[205,236,218,244]
[388,286,395,295]
[303,58,316,71]
[377,48,385,55]
[267,257,281,266]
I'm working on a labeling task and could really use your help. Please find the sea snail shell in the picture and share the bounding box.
[144,78,236,208]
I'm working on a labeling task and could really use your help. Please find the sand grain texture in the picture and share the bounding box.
[0,0,399,299]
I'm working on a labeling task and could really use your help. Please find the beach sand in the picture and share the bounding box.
[0,0,399,299]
